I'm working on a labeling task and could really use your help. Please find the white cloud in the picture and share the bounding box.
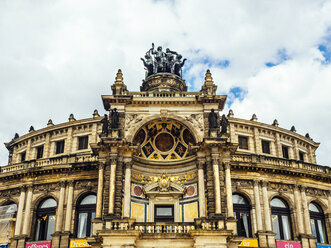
[0,0,331,166]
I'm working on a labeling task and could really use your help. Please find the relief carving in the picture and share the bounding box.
[306,188,328,197]
[125,114,143,131]
[34,183,58,194]
[75,180,98,191]
[185,114,203,131]
[0,188,20,198]
[268,183,293,193]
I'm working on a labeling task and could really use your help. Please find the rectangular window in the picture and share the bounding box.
[238,136,249,150]
[154,205,174,222]
[282,146,289,159]
[261,140,270,154]
[21,152,26,162]
[299,151,304,162]
[78,136,89,150]
[36,145,44,159]
[56,140,65,154]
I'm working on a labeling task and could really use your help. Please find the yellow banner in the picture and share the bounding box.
[70,240,91,248]
[238,239,259,247]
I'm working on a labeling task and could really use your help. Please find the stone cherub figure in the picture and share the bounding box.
[208,109,218,129]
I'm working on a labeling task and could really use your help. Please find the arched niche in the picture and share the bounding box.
[132,118,197,161]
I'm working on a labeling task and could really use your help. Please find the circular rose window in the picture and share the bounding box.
[155,133,174,152]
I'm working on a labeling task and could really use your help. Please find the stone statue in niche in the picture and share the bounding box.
[101,114,109,135]
[110,108,119,129]
[208,109,218,129]
[220,114,229,134]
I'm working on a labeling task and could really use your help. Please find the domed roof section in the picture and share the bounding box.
[140,43,188,92]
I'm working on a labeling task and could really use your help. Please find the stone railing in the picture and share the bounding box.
[130,92,201,98]
[107,219,223,234]
[0,153,98,174]
[232,153,330,175]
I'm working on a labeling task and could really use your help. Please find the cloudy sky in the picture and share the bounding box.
[0,0,331,166]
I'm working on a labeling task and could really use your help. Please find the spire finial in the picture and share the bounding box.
[115,69,124,84]
[111,69,127,95]
[201,69,217,95]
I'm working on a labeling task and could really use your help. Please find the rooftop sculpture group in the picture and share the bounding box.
[141,43,187,78]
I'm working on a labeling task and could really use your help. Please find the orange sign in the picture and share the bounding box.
[69,240,91,248]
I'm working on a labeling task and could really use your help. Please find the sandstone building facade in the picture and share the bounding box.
[0,48,330,248]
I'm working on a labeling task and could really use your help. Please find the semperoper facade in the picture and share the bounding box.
[0,45,330,248]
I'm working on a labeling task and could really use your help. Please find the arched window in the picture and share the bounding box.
[309,202,328,244]
[35,198,57,241]
[271,197,292,240]
[233,194,252,237]
[76,194,96,238]
[0,202,17,244]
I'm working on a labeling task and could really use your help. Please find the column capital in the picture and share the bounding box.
[124,160,133,169]
[224,162,231,170]
[197,157,205,170]
[293,184,300,191]
[98,162,105,170]
[26,184,34,191]
[58,181,66,188]
[211,155,219,165]
[109,155,117,165]
[19,185,27,192]
[253,180,261,187]
[261,181,269,188]
[67,180,75,187]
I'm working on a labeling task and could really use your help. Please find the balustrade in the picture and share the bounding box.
[231,153,330,175]
[0,153,97,173]
[107,219,222,234]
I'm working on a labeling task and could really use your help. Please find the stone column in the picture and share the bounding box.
[328,191,331,241]
[14,187,26,236]
[44,133,51,158]
[253,127,261,154]
[22,185,33,235]
[254,180,263,231]
[275,133,282,157]
[300,187,312,235]
[55,182,66,232]
[262,182,272,231]
[96,162,104,218]
[26,139,32,160]
[64,181,74,232]
[108,156,117,214]
[293,139,298,160]
[224,162,233,218]
[123,158,132,218]
[197,158,206,218]
[294,185,304,234]
[212,153,221,214]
